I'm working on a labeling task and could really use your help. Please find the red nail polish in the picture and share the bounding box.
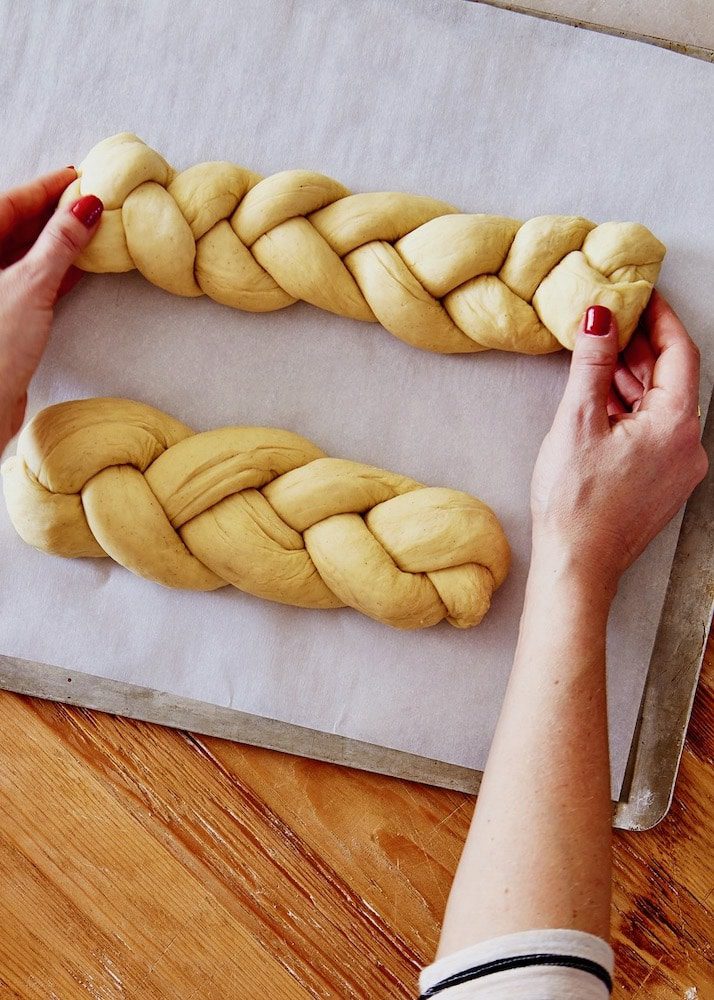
[71,194,103,228]
[584,305,611,336]
[66,165,75,170]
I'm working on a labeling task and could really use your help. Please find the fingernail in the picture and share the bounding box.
[584,305,611,336]
[65,165,75,170]
[71,194,103,228]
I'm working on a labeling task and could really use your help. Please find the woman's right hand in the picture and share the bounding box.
[530,291,708,598]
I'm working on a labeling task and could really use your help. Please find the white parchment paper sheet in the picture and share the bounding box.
[0,0,712,794]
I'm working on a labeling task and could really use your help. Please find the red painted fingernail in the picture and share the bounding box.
[66,165,75,170]
[584,305,611,336]
[71,194,103,228]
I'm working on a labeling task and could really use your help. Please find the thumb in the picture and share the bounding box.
[563,305,619,425]
[22,194,103,298]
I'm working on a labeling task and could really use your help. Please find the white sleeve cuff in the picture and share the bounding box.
[419,928,614,998]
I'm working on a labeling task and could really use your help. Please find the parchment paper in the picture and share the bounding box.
[1,0,712,794]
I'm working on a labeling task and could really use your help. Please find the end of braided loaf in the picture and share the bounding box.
[2,398,510,630]
[60,133,666,354]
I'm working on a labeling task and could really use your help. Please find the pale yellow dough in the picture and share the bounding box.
[2,399,510,630]
[60,133,666,354]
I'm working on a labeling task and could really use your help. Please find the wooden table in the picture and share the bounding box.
[1,634,711,998]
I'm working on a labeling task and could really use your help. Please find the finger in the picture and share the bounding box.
[607,385,627,418]
[0,167,76,241]
[1,239,37,268]
[1,206,57,266]
[562,305,619,431]
[622,327,656,393]
[9,393,28,439]
[612,361,644,409]
[1,204,56,263]
[19,194,103,299]
[56,265,83,300]
[640,290,700,413]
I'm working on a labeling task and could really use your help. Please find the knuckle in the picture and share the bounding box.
[680,414,703,447]
[666,416,707,480]
[573,351,613,372]
[694,446,709,483]
[666,398,699,429]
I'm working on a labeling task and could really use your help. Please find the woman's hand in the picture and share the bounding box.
[0,170,103,451]
[531,291,708,597]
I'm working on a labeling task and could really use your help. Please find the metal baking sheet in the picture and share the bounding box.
[471,1,714,61]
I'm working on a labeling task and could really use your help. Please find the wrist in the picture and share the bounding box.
[529,534,618,616]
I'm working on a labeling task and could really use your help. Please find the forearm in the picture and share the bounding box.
[437,547,613,957]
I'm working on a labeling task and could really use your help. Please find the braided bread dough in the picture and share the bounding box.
[59,133,666,354]
[2,398,510,629]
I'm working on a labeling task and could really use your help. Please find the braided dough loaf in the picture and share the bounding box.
[2,398,510,629]
[59,133,666,355]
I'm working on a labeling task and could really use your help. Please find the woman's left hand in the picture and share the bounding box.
[0,169,103,450]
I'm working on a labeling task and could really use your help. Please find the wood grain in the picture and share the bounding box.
[0,635,711,998]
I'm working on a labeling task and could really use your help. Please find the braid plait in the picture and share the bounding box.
[60,133,666,354]
[2,398,510,630]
